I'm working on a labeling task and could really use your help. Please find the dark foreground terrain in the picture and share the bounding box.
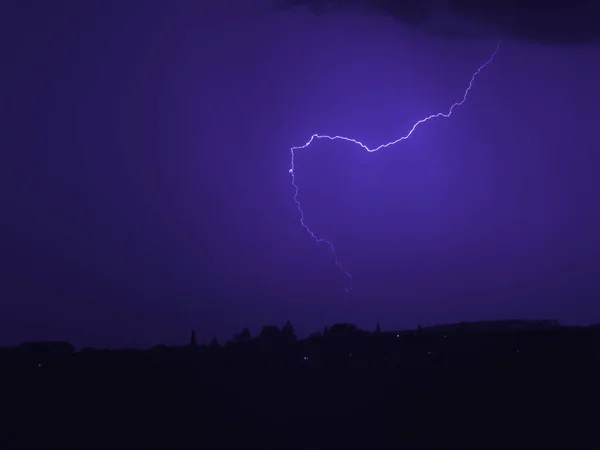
[1,321,598,450]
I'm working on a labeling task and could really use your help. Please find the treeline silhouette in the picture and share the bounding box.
[1,320,598,450]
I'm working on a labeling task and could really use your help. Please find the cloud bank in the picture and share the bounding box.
[273,0,600,45]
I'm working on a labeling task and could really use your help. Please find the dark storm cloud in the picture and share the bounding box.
[273,0,600,45]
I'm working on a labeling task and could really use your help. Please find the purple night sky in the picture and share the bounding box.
[2,1,599,349]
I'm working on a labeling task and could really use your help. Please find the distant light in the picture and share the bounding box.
[37,363,42,368]
[427,352,431,355]
[443,335,447,338]
[303,356,308,361]
[349,353,352,357]
[516,349,520,353]
[396,334,399,338]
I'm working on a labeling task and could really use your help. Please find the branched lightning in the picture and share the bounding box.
[289,40,501,293]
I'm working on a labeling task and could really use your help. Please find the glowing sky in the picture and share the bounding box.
[289,40,501,292]
[1,1,599,348]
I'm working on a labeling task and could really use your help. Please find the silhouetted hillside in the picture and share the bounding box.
[0,320,597,450]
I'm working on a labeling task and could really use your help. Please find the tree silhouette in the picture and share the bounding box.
[258,325,281,342]
[328,323,359,338]
[209,337,221,349]
[189,330,198,347]
[234,328,252,343]
[281,321,297,343]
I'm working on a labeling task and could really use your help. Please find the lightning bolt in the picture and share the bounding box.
[289,40,502,293]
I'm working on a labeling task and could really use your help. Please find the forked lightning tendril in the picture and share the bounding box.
[289,41,501,293]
